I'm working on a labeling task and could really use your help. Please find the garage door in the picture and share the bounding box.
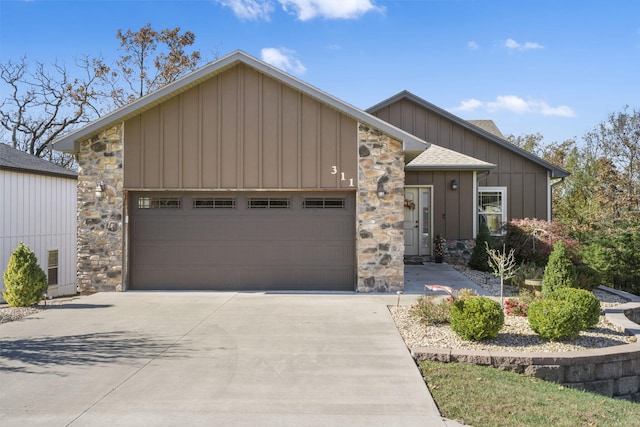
[128,192,355,291]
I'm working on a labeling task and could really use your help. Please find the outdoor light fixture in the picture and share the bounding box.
[450,179,458,191]
[377,181,386,198]
[96,181,106,199]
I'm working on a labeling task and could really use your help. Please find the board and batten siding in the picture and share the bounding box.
[124,63,358,191]
[0,170,77,298]
[373,99,550,221]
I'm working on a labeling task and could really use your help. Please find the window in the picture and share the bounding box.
[193,197,236,209]
[303,197,346,209]
[47,250,58,286]
[137,197,182,209]
[248,197,290,209]
[478,187,506,235]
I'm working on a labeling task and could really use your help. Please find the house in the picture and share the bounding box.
[52,50,567,294]
[0,144,77,299]
[367,91,569,262]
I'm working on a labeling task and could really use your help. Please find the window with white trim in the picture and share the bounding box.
[47,250,59,286]
[478,187,507,235]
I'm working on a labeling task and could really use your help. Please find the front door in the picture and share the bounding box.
[404,187,432,256]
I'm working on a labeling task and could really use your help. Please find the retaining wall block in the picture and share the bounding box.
[614,375,640,396]
[524,364,564,383]
[413,348,451,363]
[582,379,614,397]
[595,361,623,380]
[451,350,492,365]
[564,364,596,383]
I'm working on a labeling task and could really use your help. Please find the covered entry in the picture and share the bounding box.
[128,192,355,291]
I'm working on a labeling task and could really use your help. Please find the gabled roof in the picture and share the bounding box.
[53,50,428,153]
[367,91,570,178]
[467,120,505,139]
[406,144,495,171]
[0,143,77,179]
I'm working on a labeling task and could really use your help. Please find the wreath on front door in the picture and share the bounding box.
[404,199,416,210]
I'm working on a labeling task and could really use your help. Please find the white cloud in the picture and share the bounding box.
[504,38,543,51]
[260,47,307,75]
[467,41,479,51]
[280,0,383,21]
[217,0,382,21]
[216,0,274,21]
[451,95,574,117]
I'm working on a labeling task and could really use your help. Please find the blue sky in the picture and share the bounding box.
[1,0,639,145]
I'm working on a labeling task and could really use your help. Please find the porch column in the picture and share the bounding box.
[356,123,405,292]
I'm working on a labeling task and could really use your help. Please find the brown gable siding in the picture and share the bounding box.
[405,170,475,240]
[124,63,357,190]
[373,98,550,222]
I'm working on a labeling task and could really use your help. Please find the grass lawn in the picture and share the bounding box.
[420,360,640,427]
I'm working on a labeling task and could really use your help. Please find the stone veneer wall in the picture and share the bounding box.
[76,125,124,293]
[445,239,475,265]
[356,124,405,292]
[412,296,640,400]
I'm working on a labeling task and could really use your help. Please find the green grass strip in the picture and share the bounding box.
[420,361,640,427]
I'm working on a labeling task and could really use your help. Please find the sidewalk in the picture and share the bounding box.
[404,262,489,296]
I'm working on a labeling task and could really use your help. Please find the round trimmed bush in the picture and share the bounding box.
[547,288,601,330]
[528,299,582,341]
[450,296,504,341]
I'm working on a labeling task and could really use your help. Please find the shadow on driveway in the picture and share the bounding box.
[0,330,180,375]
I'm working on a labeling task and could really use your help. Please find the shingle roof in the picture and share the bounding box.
[0,143,77,179]
[406,144,495,171]
[467,120,505,139]
[53,50,428,153]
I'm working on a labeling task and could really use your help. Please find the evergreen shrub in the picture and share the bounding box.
[542,242,577,294]
[450,296,504,341]
[2,243,48,307]
[547,288,601,330]
[468,224,492,272]
[528,299,582,341]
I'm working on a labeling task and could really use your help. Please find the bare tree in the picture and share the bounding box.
[0,24,206,168]
[98,23,202,108]
[0,57,102,167]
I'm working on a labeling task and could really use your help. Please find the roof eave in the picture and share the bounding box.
[369,91,571,177]
[54,51,429,154]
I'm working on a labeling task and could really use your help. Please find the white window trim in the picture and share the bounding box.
[478,187,507,235]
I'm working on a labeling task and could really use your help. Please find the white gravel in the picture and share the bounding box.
[391,267,635,352]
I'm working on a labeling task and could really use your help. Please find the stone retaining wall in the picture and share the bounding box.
[412,289,640,400]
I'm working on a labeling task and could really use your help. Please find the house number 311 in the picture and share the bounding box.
[330,166,354,187]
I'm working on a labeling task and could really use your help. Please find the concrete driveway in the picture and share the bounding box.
[0,291,453,426]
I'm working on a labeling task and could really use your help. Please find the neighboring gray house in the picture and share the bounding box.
[0,144,77,299]
[52,51,567,294]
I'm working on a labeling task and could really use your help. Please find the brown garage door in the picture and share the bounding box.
[128,192,355,291]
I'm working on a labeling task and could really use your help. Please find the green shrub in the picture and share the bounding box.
[580,226,640,292]
[450,296,504,341]
[547,288,601,330]
[2,243,48,307]
[468,224,492,272]
[503,218,581,266]
[574,264,601,291]
[542,242,577,294]
[528,299,582,340]
[409,295,453,325]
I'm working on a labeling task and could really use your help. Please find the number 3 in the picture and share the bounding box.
[331,166,337,175]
